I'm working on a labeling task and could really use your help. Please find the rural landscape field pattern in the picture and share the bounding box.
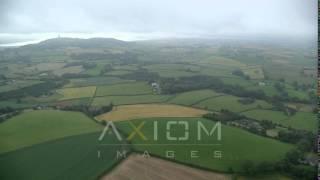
[0,38,317,180]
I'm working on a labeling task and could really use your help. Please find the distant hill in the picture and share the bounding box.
[22,37,129,49]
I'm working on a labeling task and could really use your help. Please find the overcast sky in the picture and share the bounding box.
[0,0,317,41]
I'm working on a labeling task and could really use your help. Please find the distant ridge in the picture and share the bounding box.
[22,37,129,49]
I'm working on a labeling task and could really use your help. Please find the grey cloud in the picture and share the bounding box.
[0,0,317,38]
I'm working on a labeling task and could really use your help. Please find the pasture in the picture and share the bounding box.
[199,56,246,68]
[96,82,153,96]
[53,65,84,76]
[0,132,128,180]
[116,117,294,172]
[96,104,208,121]
[0,80,43,93]
[0,110,101,153]
[169,89,222,106]
[24,62,66,72]
[105,70,132,76]
[64,77,133,87]
[143,64,199,78]
[241,110,317,133]
[83,63,107,76]
[194,95,272,112]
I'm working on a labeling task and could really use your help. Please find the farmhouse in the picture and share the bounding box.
[151,82,160,92]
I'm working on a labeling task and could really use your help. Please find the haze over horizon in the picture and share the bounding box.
[0,0,317,44]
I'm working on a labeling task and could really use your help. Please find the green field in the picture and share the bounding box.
[0,100,36,109]
[143,64,199,78]
[24,62,66,72]
[194,95,273,112]
[0,132,128,180]
[246,85,279,97]
[92,94,172,106]
[241,110,317,133]
[199,56,246,68]
[199,65,235,78]
[169,89,222,106]
[241,66,264,79]
[83,63,107,76]
[57,86,96,100]
[53,65,84,76]
[0,80,43,93]
[220,77,255,88]
[0,110,101,153]
[105,70,132,76]
[23,93,62,103]
[116,117,294,172]
[96,82,153,96]
[112,64,139,71]
[64,77,133,87]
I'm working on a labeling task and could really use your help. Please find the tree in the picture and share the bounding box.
[242,160,256,175]
[256,161,274,172]
[297,139,312,152]
[284,149,303,164]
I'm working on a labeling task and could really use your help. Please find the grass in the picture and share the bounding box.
[91,94,172,106]
[105,70,132,76]
[0,80,43,93]
[241,110,317,133]
[220,77,254,88]
[53,65,84,76]
[0,132,128,180]
[96,82,153,96]
[286,88,309,100]
[143,64,199,78]
[65,77,133,87]
[96,104,208,121]
[241,66,264,79]
[116,117,294,172]
[0,100,35,109]
[246,85,279,97]
[199,56,246,67]
[194,95,272,112]
[56,86,96,100]
[83,63,107,76]
[169,89,222,106]
[0,110,102,154]
[112,64,139,71]
[25,62,66,72]
[22,93,62,103]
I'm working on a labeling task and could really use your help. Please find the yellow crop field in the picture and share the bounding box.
[57,86,96,100]
[96,104,209,121]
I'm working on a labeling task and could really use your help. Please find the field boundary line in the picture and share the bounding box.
[190,95,226,106]
[90,86,98,106]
